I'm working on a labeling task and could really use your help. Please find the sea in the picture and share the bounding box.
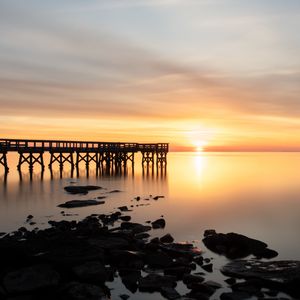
[1,152,300,299]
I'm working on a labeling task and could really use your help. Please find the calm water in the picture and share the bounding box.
[1,152,300,299]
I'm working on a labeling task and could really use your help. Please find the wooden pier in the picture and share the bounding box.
[0,138,168,174]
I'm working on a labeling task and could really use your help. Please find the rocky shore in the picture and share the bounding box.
[0,186,299,300]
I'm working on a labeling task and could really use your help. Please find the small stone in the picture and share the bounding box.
[160,233,174,243]
[201,263,213,272]
[119,294,130,300]
[225,277,236,285]
[27,215,33,220]
[152,218,166,229]
[58,199,105,208]
[120,216,131,221]
[118,206,130,212]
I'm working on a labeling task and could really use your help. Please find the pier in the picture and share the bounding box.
[0,138,168,176]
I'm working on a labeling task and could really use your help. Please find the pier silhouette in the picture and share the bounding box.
[0,138,168,176]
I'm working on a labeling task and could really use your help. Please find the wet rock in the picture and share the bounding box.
[135,232,150,239]
[201,263,213,273]
[160,286,181,299]
[120,216,131,222]
[120,222,151,234]
[161,243,202,257]
[220,291,251,300]
[160,234,174,243]
[26,215,33,220]
[0,232,6,236]
[164,266,192,279]
[203,229,216,237]
[88,236,129,250]
[64,185,102,194]
[58,199,105,208]
[222,260,300,297]
[139,274,176,292]
[119,269,141,293]
[203,232,278,259]
[186,282,216,296]
[205,280,222,289]
[119,294,130,300]
[183,274,205,285]
[193,256,204,266]
[109,189,122,193]
[224,277,236,285]
[152,218,166,229]
[135,196,141,201]
[73,261,108,282]
[62,282,106,299]
[145,251,173,268]
[110,250,144,269]
[153,195,164,200]
[3,264,60,293]
[118,206,131,212]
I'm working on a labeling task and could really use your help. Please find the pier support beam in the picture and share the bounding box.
[49,151,74,170]
[156,151,167,166]
[17,151,45,171]
[142,151,155,166]
[76,152,99,169]
[0,151,9,172]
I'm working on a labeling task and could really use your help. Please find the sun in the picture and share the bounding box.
[194,141,207,152]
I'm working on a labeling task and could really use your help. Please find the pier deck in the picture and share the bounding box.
[0,138,168,172]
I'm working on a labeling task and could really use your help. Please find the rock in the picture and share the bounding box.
[139,274,176,292]
[3,264,60,293]
[110,250,144,269]
[224,277,236,285]
[203,229,216,237]
[201,263,213,273]
[222,260,300,297]
[160,234,174,243]
[64,185,102,194]
[62,282,106,299]
[118,206,131,212]
[160,243,202,257]
[120,222,151,234]
[26,215,34,220]
[58,200,105,208]
[220,291,251,300]
[164,266,192,279]
[183,274,205,285]
[119,269,141,293]
[203,232,278,259]
[0,232,6,236]
[135,232,150,239]
[109,189,122,193]
[205,280,222,289]
[29,222,36,226]
[135,196,141,201]
[73,261,108,282]
[193,256,204,266]
[88,237,129,250]
[145,251,173,268]
[152,218,166,229]
[153,196,164,200]
[119,294,130,300]
[120,216,131,222]
[160,286,181,299]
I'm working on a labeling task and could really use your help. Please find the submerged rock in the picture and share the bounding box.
[64,185,102,194]
[203,231,278,259]
[222,260,300,297]
[58,199,105,208]
[3,264,60,293]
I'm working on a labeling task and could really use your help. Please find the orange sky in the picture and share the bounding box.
[1,1,300,151]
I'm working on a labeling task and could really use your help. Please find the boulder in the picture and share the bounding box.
[160,234,174,243]
[73,261,108,282]
[64,185,102,194]
[203,232,278,259]
[152,218,166,229]
[58,200,105,208]
[3,264,60,293]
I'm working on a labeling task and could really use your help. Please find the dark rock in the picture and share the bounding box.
[135,196,141,201]
[58,199,105,208]
[26,215,33,220]
[183,274,205,285]
[62,282,106,299]
[88,237,129,250]
[135,232,150,239]
[0,232,6,236]
[185,292,209,300]
[203,229,216,237]
[220,291,251,300]
[160,243,202,257]
[3,264,60,293]
[119,294,130,300]
[110,250,144,269]
[139,274,176,292]
[109,189,122,193]
[118,206,131,212]
[64,185,102,194]
[120,222,151,234]
[119,269,141,293]
[205,280,222,289]
[145,251,173,268]
[224,277,236,285]
[96,196,106,199]
[193,256,204,266]
[222,260,300,297]
[73,261,108,282]
[160,233,174,243]
[203,232,278,259]
[186,282,216,296]
[29,222,36,226]
[164,266,192,279]
[120,216,131,222]
[201,263,213,273]
[152,218,166,229]
[160,286,181,299]
[153,195,164,200]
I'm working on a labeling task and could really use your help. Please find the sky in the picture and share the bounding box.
[0,0,300,151]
